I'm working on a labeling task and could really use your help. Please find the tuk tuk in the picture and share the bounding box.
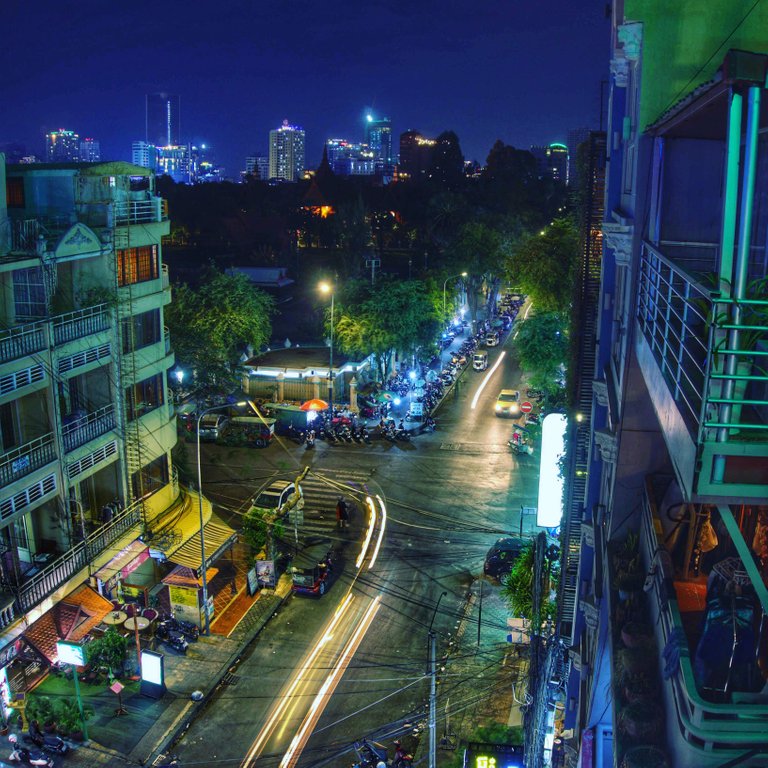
[229,416,276,447]
[290,538,335,596]
[260,403,313,435]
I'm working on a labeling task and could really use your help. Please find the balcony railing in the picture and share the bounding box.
[10,219,46,254]
[640,480,768,756]
[113,198,163,225]
[0,433,56,489]
[52,304,111,346]
[16,500,142,613]
[61,404,116,453]
[0,322,47,364]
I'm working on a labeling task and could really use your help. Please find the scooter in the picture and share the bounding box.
[361,427,371,444]
[25,722,68,755]
[305,430,316,449]
[155,621,189,654]
[8,735,54,767]
[162,614,200,642]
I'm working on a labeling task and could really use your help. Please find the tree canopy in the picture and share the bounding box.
[513,311,569,393]
[166,269,274,392]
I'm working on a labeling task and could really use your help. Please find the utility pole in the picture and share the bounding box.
[428,591,447,768]
[265,466,309,563]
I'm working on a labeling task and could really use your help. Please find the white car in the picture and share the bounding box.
[252,479,304,512]
[485,332,499,347]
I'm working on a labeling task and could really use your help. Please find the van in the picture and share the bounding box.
[197,414,229,441]
[472,351,489,371]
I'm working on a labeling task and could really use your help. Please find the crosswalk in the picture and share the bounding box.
[287,469,372,540]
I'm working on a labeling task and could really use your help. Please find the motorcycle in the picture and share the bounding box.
[305,430,316,449]
[354,739,387,768]
[361,427,371,444]
[156,621,189,654]
[162,614,200,642]
[25,722,68,756]
[8,736,54,767]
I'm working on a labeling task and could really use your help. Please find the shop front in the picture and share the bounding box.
[92,540,155,606]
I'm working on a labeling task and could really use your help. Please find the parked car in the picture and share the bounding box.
[251,479,304,512]
[197,414,229,441]
[484,537,528,579]
[494,389,521,417]
[472,351,489,371]
[485,331,500,347]
[290,537,335,596]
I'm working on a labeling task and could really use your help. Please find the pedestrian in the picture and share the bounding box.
[336,497,345,529]
[340,499,350,528]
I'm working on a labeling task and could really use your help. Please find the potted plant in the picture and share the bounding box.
[619,700,662,742]
[55,697,93,742]
[26,695,57,734]
[85,626,128,679]
[621,745,669,768]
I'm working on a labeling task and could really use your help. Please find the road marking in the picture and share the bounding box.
[470,351,506,410]
[439,443,510,454]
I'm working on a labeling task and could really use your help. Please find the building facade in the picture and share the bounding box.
[364,114,393,178]
[79,138,101,163]
[530,142,568,183]
[156,145,191,184]
[398,130,435,180]
[268,121,305,182]
[325,139,375,176]
[45,130,80,163]
[561,4,768,768]
[245,155,269,181]
[146,93,180,148]
[132,141,157,171]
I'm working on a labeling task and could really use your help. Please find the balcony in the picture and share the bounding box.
[636,242,768,499]
[639,476,768,765]
[0,321,47,364]
[16,500,142,614]
[61,404,116,453]
[113,197,164,225]
[0,434,56,489]
[52,304,111,346]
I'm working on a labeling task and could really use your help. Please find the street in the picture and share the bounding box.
[172,327,541,767]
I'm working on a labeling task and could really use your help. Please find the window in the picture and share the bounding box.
[6,177,24,208]
[131,454,169,499]
[126,373,164,420]
[116,245,158,286]
[122,309,161,353]
[13,267,47,320]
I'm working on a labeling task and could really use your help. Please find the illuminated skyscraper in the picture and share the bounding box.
[146,93,180,147]
[45,129,80,162]
[325,139,375,176]
[79,138,101,162]
[398,130,435,179]
[530,142,568,183]
[132,141,157,170]
[364,113,393,177]
[268,121,305,181]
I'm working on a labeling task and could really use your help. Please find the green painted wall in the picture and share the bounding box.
[625,0,768,129]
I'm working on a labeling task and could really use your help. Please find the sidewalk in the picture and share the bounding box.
[57,574,294,767]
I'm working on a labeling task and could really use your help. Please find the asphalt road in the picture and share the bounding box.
[173,327,540,768]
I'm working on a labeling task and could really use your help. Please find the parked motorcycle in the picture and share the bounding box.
[162,614,199,642]
[8,735,54,767]
[25,722,68,755]
[156,621,190,654]
[305,430,316,449]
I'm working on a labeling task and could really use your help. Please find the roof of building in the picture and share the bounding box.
[7,161,151,176]
[244,346,354,372]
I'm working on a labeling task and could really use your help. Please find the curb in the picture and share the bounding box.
[140,578,294,766]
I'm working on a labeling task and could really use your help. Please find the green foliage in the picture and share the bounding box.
[242,507,285,558]
[54,697,94,734]
[513,312,568,384]
[505,219,578,312]
[84,626,128,677]
[166,268,274,394]
[26,695,55,725]
[500,544,559,634]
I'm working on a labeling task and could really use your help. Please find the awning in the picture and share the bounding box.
[162,564,219,588]
[93,540,150,589]
[169,519,237,576]
[148,490,212,561]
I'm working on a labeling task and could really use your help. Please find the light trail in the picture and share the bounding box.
[240,593,355,768]
[470,350,506,410]
[279,596,383,768]
[356,496,377,568]
[368,495,387,569]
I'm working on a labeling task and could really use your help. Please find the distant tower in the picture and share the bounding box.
[45,129,80,162]
[567,127,592,188]
[146,93,180,147]
[530,142,568,183]
[399,130,434,179]
[133,141,157,170]
[364,113,393,177]
[79,138,101,162]
[268,121,306,181]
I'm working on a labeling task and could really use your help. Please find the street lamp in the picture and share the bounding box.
[319,282,335,415]
[196,401,245,635]
[443,272,468,319]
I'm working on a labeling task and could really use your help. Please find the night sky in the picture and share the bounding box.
[3,1,609,177]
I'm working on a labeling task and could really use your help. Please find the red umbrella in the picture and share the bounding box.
[299,398,329,412]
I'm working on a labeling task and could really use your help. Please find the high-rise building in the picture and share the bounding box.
[364,113,393,178]
[190,144,223,183]
[132,141,157,170]
[566,127,591,188]
[325,139,375,176]
[45,129,80,162]
[146,93,180,148]
[245,155,269,181]
[79,138,101,163]
[156,145,191,183]
[0,154,202,653]
[529,142,568,182]
[559,4,768,768]
[268,121,305,182]
[398,130,435,179]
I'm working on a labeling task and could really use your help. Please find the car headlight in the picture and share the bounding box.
[495,405,502,411]
[511,404,519,413]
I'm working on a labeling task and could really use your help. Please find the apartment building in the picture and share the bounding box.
[560,4,768,768]
[0,157,190,687]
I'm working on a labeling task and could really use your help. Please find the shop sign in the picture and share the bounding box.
[169,585,200,627]
[0,639,21,669]
[246,566,259,596]
[256,560,276,588]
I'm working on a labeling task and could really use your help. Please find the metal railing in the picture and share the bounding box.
[0,433,56,489]
[640,482,768,754]
[10,219,46,253]
[52,304,111,345]
[61,404,116,453]
[113,198,162,225]
[17,500,142,613]
[0,322,47,364]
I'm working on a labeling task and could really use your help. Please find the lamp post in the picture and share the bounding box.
[196,401,244,635]
[319,282,335,415]
[442,272,468,319]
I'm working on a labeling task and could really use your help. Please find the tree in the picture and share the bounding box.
[242,507,285,559]
[85,627,128,678]
[165,269,274,394]
[505,219,578,312]
[513,311,569,387]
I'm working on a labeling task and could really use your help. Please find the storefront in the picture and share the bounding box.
[92,540,155,605]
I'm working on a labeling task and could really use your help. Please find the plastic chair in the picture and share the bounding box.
[141,608,158,623]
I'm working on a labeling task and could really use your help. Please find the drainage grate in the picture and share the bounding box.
[221,672,240,686]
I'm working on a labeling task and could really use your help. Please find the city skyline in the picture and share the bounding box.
[2,1,608,177]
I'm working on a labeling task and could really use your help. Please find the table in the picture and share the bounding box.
[103,611,127,625]
[123,616,150,632]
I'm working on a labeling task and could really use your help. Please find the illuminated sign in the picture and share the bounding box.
[537,413,567,528]
[464,743,523,768]
[141,650,164,686]
[56,641,85,666]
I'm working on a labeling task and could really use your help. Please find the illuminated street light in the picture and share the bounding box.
[319,282,335,415]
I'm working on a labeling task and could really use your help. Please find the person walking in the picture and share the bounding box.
[336,497,346,529]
